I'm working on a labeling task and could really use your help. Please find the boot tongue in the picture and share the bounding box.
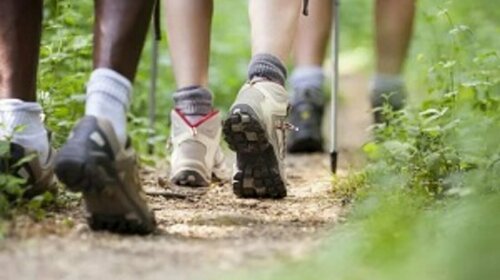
[175,109,219,128]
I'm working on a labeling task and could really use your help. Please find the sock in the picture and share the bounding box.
[370,73,407,109]
[85,68,132,146]
[290,66,325,91]
[0,99,50,165]
[173,86,213,124]
[248,53,287,86]
[289,66,325,105]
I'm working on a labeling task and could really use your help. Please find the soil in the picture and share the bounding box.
[0,75,371,280]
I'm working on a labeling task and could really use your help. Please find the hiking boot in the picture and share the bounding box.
[55,116,156,235]
[287,87,324,153]
[169,109,226,187]
[223,78,289,199]
[0,139,56,198]
[371,86,406,123]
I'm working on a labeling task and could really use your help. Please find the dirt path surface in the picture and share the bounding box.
[0,75,371,280]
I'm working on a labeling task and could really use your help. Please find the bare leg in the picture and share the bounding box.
[0,0,43,101]
[221,0,302,199]
[93,0,155,82]
[293,0,332,67]
[288,0,331,153]
[375,0,416,75]
[250,0,302,62]
[164,0,213,89]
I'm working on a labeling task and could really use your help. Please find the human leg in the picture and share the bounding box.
[223,0,302,198]
[164,0,213,124]
[288,0,333,153]
[84,0,156,146]
[55,0,156,234]
[0,0,56,196]
[372,0,416,122]
[163,0,225,188]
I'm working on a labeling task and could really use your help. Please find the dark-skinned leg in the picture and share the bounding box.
[55,0,156,234]
[84,0,155,146]
[93,0,155,82]
[0,1,55,195]
[0,0,42,101]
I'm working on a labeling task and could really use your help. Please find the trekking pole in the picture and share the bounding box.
[330,0,340,173]
[148,0,161,155]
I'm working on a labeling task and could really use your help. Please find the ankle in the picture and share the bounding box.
[290,66,325,105]
[290,66,324,91]
[173,86,213,124]
[85,68,132,146]
[370,73,406,94]
[0,99,50,163]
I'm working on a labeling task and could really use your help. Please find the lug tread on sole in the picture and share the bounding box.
[55,145,156,235]
[171,170,209,188]
[88,214,155,235]
[223,106,287,199]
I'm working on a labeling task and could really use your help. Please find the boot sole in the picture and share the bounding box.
[55,142,156,235]
[171,170,209,188]
[223,105,286,199]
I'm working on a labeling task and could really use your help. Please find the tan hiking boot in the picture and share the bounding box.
[169,110,226,187]
[223,78,289,199]
[0,140,56,198]
[55,116,156,235]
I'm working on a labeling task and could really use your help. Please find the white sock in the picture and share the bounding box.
[0,99,50,165]
[85,68,132,146]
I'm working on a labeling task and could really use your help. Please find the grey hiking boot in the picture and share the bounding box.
[287,87,324,153]
[223,78,289,199]
[0,139,56,198]
[169,110,226,187]
[55,116,156,235]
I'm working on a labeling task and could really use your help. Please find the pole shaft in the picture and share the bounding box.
[330,0,340,173]
[148,0,160,154]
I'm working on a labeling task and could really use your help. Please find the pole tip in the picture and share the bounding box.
[330,151,338,174]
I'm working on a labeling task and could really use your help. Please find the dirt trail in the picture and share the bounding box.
[0,75,371,280]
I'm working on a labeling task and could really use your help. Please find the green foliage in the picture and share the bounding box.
[0,139,55,222]
[331,171,368,205]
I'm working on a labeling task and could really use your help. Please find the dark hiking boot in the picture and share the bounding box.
[287,87,324,153]
[55,116,156,234]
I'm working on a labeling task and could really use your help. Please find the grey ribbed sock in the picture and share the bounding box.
[290,66,325,105]
[290,66,325,91]
[248,54,287,86]
[173,86,213,124]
